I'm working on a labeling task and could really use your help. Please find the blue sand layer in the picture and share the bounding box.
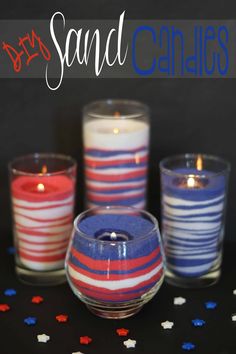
[162,168,226,201]
[162,168,226,278]
[72,214,160,260]
[77,214,154,239]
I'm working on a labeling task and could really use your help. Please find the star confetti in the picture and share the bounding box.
[174,297,186,305]
[204,301,217,310]
[192,319,205,327]
[233,289,236,295]
[116,328,129,336]
[24,316,37,326]
[7,246,16,255]
[56,314,68,323]
[123,339,136,349]
[161,320,174,329]
[37,334,50,343]
[0,304,10,312]
[80,336,92,345]
[31,296,44,304]
[232,313,236,321]
[4,288,16,296]
[182,342,196,351]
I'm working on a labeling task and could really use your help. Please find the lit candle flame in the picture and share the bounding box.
[110,232,117,240]
[187,175,196,188]
[37,183,45,192]
[113,127,120,135]
[40,165,47,175]
[114,111,120,118]
[196,155,203,171]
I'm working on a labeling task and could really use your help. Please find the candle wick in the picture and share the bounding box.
[110,232,117,240]
[37,183,45,192]
[114,111,120,117]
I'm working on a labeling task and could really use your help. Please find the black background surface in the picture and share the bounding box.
[0,1,236,241]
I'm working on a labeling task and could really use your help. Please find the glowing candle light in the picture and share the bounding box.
[10,154,76,279]
[37,183,45,192]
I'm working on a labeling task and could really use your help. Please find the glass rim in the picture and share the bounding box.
[9,153,77,177]
[159,153,231,178]
[83,99,150,120]
[73,205,160,244]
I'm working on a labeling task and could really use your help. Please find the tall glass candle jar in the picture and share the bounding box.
[160,154,230,288]
[9,153,77,285]
[83,99,150,209]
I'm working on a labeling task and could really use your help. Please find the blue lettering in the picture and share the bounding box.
[132,25,156,75]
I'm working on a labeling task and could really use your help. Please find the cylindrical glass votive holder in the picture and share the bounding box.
[9,153,77,285]
[160,154,230,288]
[65,206,164,319]
[83,99,150,209]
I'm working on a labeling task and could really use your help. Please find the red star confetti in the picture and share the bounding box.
[0,304,10,312]
[80,336,92,345]
[56,314,68,323]
[31,296,44,304]
[116,328,129,336]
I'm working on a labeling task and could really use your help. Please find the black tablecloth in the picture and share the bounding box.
[0,240,236,354]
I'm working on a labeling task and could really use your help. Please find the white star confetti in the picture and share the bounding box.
[174,296,186,305]
[232,314,236,321]
[123,339,137,348]
[233,289,236,295]
[161,320,174,329]
[37,334,50,343]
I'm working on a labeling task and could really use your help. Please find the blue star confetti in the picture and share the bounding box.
[4,289,16,297]
[204,301,217,310]
[192,319,206,327]
[24,317,37,326]
[182,342,196,351]
[7,246,16,255]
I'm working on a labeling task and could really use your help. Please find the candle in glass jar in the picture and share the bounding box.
[11,175,75,271]
[83,117,149,209]
[161,168,226,277]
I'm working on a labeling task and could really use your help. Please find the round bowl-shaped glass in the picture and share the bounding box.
[65,206,164,319]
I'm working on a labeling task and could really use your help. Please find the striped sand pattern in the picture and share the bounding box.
[66,214,164,302]
[162,193,225,277]
[84,146,148,208]
[83,118,149,209]
[68,243,163,302]
[12,176,74,271]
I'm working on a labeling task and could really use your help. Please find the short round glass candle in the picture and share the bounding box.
[65,206,164,319]
[83,99,150,209]
[160,154,230,288]
[9,153,77,285]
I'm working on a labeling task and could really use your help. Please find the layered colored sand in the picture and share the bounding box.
[162,169,226,277]
[12,175,75,271]
[83,119,149,209]
[67,214,163,302]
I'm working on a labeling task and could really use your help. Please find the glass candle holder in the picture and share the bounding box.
[160,154,230,288]
[9,153,77,285]
[83,99,150,209]
[65,206,164,319]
